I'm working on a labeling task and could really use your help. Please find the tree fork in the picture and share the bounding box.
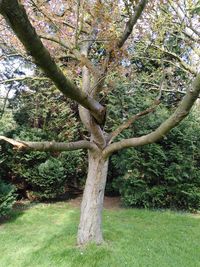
[103,74,200,157]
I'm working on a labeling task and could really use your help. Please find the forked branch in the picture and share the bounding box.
[40,35,101,78]
[153,45,198,75]
[103,73,200,157]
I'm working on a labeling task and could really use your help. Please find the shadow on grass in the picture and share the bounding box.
[0,201,40,225]
[0,188,81,226]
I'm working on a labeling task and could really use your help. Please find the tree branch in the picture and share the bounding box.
[0,84,12,118]
[75,0,81,46]
[102,0,147,76]
[153,45,197,75]
[108,100,160,143]
[117,0,148,48]
[0,0,105,124]
[152,45,198,75]
[133,55,192,74]
[39,34,101,78]
[30,0,88,34]
[62,20,88,34]
[39,34,71,50]
[170,1,200,41]
[0,136,96,152]
[0,76,49,84]
[103,73,200,157]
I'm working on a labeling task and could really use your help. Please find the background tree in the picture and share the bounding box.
[0,0,199,245]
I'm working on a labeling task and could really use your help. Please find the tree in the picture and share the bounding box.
[0,0,199,245]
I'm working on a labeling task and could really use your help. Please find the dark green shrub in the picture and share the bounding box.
[117,175,200,211]
[0,127,87,200]
[59,150,87,189]
[0,179,16,217]
[25,157,65,200]
[110,114,200,211]
[106,82,200,211]
[22,151,86,200]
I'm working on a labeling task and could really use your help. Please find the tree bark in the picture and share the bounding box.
[77,150,109,245]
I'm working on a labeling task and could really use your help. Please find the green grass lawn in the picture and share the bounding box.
[0,202,200,267]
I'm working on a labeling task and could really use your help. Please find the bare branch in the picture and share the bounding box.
[39,34,71,50]
[40,34,101,78]
[108,100,160,143]
[152,45,198,75]
[103,73,200,157]
[137,55,193,74]
[30,0,88,34]
[141,82,192,96]
[123,81,200,98]
[0,136,96,152]
[170,1,200,41]
[75,0,81,46]
[0,76,49,85]
[117,0,148,48]
[0,0,105,124]
[62,20,88,34]
[0,52,31,61]
[102,0,147,76]
[0,136,27,149]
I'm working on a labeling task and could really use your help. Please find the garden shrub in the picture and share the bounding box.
[25,157,65,200]
[110,114,200,211]
[0,127,87,200]
[22,151,86,200]
[0,179,16,217]
[106,82,200,211]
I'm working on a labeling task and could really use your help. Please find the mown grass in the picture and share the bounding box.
[0,202,200,267]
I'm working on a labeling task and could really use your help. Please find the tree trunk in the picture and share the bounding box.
[77,150,109,245]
